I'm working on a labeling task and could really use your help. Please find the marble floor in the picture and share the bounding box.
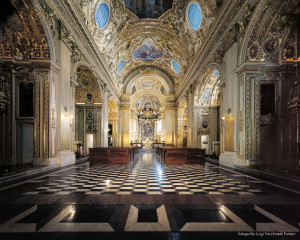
[0,149,300,240]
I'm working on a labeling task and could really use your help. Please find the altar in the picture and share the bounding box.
[135,105,160,148]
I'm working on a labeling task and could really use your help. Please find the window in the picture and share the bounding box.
[117,60,125,73]
[96,2,110,29]
[171,60,180,74]
[187,2,202,31]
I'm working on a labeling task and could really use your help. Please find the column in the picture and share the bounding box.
[32,62,60,165]
[118,95,130,147]
[187,85,196,148]
[165,104,175,145]
[70,77,78,152]
[101,84,109,147]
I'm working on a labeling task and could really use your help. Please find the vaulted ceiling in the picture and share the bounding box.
[80,0,219,92]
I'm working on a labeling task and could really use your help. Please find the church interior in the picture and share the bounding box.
[0,0,300,239]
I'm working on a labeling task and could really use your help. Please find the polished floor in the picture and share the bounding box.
[0,149,300,240]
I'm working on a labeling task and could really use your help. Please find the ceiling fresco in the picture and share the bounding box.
[124,0,173,19]
[133,38,163,62]
[80,0,219,92]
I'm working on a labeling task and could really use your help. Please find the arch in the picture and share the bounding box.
[130,89,166,109]
[75,65,102,104]
[32,0,57,62]
[194,66,221,107]
[123,67,174,94]
[237,1,277,65]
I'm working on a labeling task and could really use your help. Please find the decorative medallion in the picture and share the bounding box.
[96,2,110,29]
[202,118,209,128]
[133,38,163,62]
[87,111,93,119]
[248,42,259,60]
[187,2,202,31]
[263,38,278,54]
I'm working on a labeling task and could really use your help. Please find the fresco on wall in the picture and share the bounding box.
[124,0,173,19]
[133,38,163,62]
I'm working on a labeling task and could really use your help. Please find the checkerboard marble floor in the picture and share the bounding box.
[1,149,300,240]
[24,164,262,195]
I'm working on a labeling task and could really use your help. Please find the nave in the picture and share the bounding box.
[0,150,300,240]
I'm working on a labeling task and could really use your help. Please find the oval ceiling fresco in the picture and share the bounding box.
[133,38,163,62]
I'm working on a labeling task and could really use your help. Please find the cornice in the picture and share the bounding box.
[235,61,295,74]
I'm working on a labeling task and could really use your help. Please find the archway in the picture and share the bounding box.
[75,66,102,155]
[194,68,221,155]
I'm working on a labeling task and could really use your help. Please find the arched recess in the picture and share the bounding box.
[74,65,102,155]
[0,0,58,166]
[108,98,119,147]
[194,66,221,155]
[176,98,188,148]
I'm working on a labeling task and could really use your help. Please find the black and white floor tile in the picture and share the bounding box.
[22,164,262,195]
[1,149,300,239]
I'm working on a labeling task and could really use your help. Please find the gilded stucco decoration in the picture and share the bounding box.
[134,95,161,112]
[245,0,299,63]
[108,99,118,119]
[0,0,50,60]
[75,66,102,104]
[79,0,219,91]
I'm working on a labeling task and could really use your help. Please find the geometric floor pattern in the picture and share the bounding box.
[1,149,300,239]
[0,204,299,233]
[23,164,262,195]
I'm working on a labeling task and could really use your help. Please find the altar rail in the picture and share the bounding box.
[89,147,138,165]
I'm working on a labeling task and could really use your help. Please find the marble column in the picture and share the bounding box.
[70,76,78,152]
[164,104,175,145]
[187,90,195,148]
[118,95,130,147]
[101,85,109,147]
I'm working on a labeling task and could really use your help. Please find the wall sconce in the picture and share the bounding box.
[221,117,225,121]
